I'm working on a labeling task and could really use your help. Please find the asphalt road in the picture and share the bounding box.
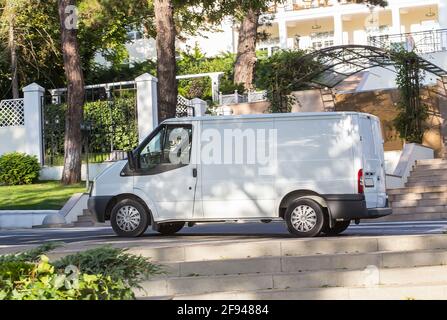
[1,220,447,247]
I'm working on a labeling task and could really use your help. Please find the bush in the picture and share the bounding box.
[0,256,134,300]
[0,244,162,300]
[53,246,163,288]
[0,152,40,185]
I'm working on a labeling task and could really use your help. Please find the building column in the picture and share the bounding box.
[135,73,158,143]
[439,0,447,29]
[279,20,288,49]
[334,12,343,45]
[23,83,45,165]
[210,73,222,103]
[391,6,401,34]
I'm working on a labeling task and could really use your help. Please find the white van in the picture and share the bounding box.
[88,112,392,238]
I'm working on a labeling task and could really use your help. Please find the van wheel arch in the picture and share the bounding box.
[279,190,333,226]
[105,194,153,224]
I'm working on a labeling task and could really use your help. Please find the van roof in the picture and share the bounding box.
[163,112,379,123]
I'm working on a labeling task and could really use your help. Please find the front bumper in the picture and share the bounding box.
[325,194,392,220]
[87,196,114,223]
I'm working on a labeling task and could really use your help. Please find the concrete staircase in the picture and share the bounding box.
[133,234,447,300]
[386,159,447,221]
[72,209,95,227]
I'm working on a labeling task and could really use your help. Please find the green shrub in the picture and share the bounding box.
[53,246,163,288]
[0,256,134,300]
[0,244,162,300]
[0,152,40,185]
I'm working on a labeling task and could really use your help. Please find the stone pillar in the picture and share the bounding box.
[334,12,343,45]
[135,73,158,144]
[23,83,45,165]
[210,73,222,103]
[391,6,401,34]
[191,98,208,117]
[279,20,288,49]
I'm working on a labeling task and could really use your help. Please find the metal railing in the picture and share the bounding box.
[369,29,447,54]
[219,90,267,105]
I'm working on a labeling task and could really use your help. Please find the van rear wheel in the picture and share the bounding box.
[285,199,324,238]
[322,220,351,236]
[110,198,150,237]
[157,222,185,236]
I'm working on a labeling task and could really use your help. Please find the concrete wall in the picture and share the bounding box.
[40,163,113,181]
[0,126,27,155]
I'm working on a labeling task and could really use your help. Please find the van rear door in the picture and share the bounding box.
[359,115,387,209]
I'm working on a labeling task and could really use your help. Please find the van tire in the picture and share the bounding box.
[285,198,325,237]
[322,220,351,236]
[110,198,150,237]
[157,222,185,236]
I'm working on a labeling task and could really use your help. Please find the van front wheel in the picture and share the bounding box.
[285,199,325,238]
[157,222,185,236]
[110,199,150,237]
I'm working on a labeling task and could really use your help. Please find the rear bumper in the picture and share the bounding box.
[87,196,113,223]
[324,194,392,221]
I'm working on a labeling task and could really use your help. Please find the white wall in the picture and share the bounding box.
[356,51,447,92]
[0,127,27,155]
[40,163,114,181]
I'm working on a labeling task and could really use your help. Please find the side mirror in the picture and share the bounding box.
[127,151,136,171]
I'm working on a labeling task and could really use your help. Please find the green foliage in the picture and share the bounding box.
[53,246,163,289]
[177,44,243,102]
[0,243,61,263]
[0,255,134,300]
[256,50,320,113]
[0,244,161,300]
[0,152,40,185]
[392,48,428,143]
[44,96,139,162]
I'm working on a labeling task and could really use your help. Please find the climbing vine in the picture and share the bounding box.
[392,49,428,144]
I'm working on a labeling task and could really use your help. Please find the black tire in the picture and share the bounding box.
[157,222,185,236]
[110,198,150,237]
[322,220,351,236]
[285,198,325,237]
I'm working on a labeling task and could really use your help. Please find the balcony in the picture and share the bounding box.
[369,29,447,54]
[267,0,356,13]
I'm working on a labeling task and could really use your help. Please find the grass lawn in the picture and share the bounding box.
[0,181,86,210]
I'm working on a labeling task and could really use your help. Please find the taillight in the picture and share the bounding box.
[358,169,364,194]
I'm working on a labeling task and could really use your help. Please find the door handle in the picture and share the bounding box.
[192,168,197,178]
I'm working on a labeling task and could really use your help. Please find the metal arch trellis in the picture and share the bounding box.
[294,45,447,88]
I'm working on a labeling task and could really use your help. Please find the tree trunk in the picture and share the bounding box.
[154,0,177,122]
[234,8,260,92]
[6,1,19,99]
[58,0,85,185]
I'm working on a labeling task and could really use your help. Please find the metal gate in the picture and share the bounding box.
[42,81,138,166]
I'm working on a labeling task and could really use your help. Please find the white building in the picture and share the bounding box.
[99,0,447,91]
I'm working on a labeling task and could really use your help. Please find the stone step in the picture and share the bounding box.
[407,173,447,181]
[172,282,447,300]
[387,186,447,195]
[157,248,447,278]
[392,206,447,215]
[415,159,447,165]
[76,215,94,223]
[405,180,447,188]
[389,192,447,202]
[412,163,447,171]
[391,198,447,208]
[136,265,447,297]
[47,234,447,264]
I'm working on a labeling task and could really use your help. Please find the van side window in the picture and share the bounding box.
[138,124,192,174]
